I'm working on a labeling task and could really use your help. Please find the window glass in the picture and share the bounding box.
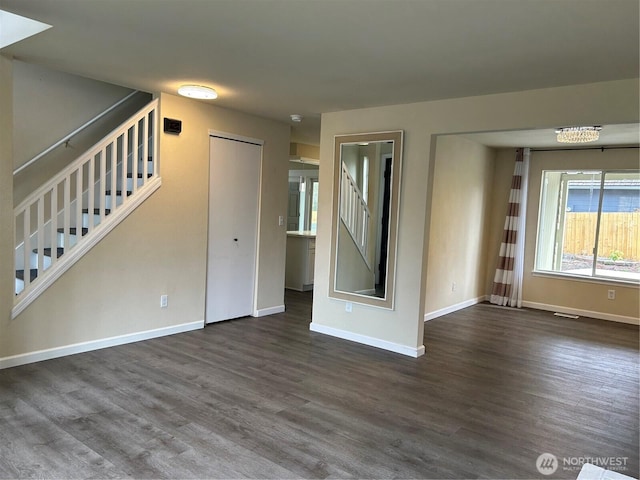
[535,170,639,282]
[595,171,640,280]
[310,179,319,232]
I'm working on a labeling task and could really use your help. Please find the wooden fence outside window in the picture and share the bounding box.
[563,212,640,261]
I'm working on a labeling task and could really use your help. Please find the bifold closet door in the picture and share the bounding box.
[206,136,261,323]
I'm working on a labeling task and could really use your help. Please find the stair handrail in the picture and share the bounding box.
[13,90,140,176]
[14,98,157,213]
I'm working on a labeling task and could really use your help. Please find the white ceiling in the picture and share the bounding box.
[1,0,638,146]
[459,123,640,149]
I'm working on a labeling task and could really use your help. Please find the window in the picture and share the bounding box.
[535,169,640,282]
[287,172,319,233]
[299,175,319,232]
[309,178,319,232]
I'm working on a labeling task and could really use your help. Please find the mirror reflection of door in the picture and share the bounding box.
[376,155,392,296]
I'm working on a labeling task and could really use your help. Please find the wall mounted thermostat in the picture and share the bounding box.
[164,117,182,134]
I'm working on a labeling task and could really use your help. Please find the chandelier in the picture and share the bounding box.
[555,126,601,144]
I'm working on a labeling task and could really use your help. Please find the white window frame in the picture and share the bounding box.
[533,168,640,285]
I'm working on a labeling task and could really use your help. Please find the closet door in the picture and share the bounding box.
[206,135,261,323]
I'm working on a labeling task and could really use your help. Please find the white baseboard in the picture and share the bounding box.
[254,305,285,317]
[424,295,488,321]
[521,301,639,325]
[0,319,204,370]
[423,296,638,325]
[309,322,425,358]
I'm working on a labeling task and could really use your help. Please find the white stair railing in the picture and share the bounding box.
[13,99,160,318]
[340,162,371,265]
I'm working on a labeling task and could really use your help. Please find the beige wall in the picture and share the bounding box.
[314,79,639,354]
[159,93,291,313]
[13,60,134,170]
[0,55,14,336]
[0,88,290,359]
[484,148,518,291]
[336,222,374,292]
[425,135,495,315]
[290,142,320,159]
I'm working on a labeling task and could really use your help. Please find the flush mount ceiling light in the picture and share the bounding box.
[290,114,303,123]
[555,126,602,144]
[178,85,218,100]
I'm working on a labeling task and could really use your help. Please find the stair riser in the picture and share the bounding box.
[28,251,52,270]
[104,194,124,210]
[82,213,105,228]
[126,177,145,191]
[56,232,78,249]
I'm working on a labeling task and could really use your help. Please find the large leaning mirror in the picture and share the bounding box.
[329,131,403,309]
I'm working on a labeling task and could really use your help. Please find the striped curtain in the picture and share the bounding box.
[490,147,530,307]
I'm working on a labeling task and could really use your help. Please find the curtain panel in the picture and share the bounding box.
[490,147,530,307]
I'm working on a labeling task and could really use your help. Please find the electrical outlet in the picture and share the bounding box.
[345,302,353,313]
[607,289,615,300]
[160,294,168,308]
[451,282,456,292]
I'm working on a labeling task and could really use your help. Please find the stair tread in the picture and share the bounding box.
[32,247,64,258]
[16,269,38,282]
[105,190,133,196]
[127,173,153,179]
[57,227,89,236]
[82,208,111,215]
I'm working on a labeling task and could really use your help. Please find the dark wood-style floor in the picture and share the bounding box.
[0,291,638,479]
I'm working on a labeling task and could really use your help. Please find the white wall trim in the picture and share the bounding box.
[423,296,638,325]
[309,322,425,358]
[254,305,285,317]
[424,295,488,321]
[0,319,204,370]
[522,301,639,325]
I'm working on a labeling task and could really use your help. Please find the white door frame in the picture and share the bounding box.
[207,130,264,319]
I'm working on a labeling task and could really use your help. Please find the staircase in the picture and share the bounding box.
[12,99,161,318]
[340,161,371,267]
